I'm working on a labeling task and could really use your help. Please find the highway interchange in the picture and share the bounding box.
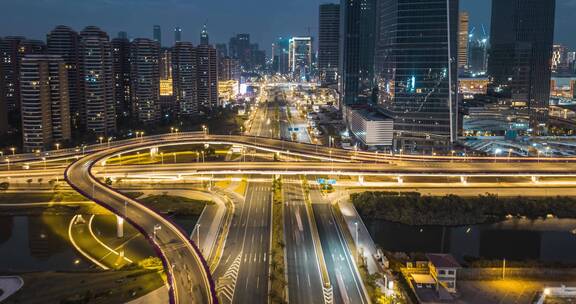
[3,85,576,304]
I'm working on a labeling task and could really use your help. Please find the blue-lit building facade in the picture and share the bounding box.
[375,0,459,148]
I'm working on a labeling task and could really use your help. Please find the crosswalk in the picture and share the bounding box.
[216,253,242,303]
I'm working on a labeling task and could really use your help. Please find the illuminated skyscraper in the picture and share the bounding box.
[488,0,556,134]
[171,42,197,116]
[375,0,459,145]
[272,37,290,74]
[340,0,376,105]
[196,44,218,109]
[47,26,82,129]
[80,26,116,136]
[20,55,71,152]
[111,37,131,119]
[458,12,469,73]
[318,3,340,85]
[289,37,312,81]
[130,38,160,124]
[552,44,569,73]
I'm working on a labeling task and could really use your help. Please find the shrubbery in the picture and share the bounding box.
[351,191,576,226]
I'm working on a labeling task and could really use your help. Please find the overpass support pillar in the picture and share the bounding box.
[531,176,540,183]
[460,176,468,185]
[116,215,124,238]
[150,146,159,157]
[397,176,404,184]
[358,175,364,185]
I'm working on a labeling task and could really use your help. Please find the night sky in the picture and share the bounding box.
[0,0,575,52]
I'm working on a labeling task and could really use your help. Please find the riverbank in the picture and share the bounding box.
[352,191,576,226]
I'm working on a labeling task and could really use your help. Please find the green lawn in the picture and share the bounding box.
[140,194,213,216]
[4,270,165,304]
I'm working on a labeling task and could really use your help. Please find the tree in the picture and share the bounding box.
[105,177,113,186]
[0,182,9,191]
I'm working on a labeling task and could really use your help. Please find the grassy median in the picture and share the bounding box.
[270,177,286,303]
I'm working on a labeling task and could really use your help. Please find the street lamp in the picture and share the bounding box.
[55,143,60,151]
[99,136,104,145]
[160,152,164,165]
[10,147,15,156]
[153,224,162,242]
[107,137,112,148]
[494,148,502,162]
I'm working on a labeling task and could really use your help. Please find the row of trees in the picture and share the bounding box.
[351,191,576,226]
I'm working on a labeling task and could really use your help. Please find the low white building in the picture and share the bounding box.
[347,107,394,147]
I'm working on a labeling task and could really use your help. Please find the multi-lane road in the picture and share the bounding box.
[213,181,271,304]
[283,176,325,303]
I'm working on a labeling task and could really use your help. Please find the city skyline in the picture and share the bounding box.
[2,0,576,50]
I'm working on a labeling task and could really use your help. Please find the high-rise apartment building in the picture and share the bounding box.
[20,55,71,152]
[458,12,469,73]
[488,0,556,133]
[375,0,459,144]
[130,38,160,124]
[340,0,376,106]
[318,3,340,85]
[171,42,197,116]
[47,26,82,129]
[153,25,162,46]
[289,37,313,81]
[80,26,116,136]
[0,63,7,135]
[111,37,132,119]
[219,57,240,81]
[196,44,218,110]
[0,37,46,124]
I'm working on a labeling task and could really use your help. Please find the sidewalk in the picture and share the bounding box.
[333,191,382,275]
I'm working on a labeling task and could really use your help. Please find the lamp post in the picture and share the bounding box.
[107,137,112,148]
[56,143,60,151]
[99,136,104,145]
[153,224,162,242]
[10,147,15,156]
[160,152,164,165]
[355,222,359,263]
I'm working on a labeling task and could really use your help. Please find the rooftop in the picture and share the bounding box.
[426,254,461,269]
